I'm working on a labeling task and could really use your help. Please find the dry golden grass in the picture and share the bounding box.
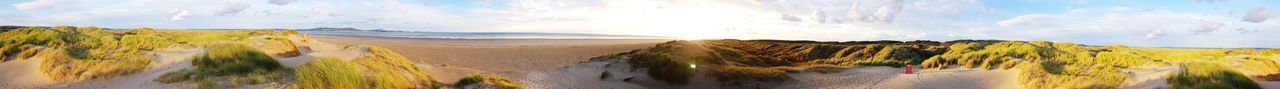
[1167,62,1260,89]
[456,74,524,89]
[293,46,442,89]
[294,57,365,89]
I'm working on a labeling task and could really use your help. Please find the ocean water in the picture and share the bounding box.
[299,31,672,39]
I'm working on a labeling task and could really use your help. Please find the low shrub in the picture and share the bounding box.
[627,53,695,85]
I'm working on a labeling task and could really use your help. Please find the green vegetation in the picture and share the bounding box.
[120,34,174,50]
[292,46,441,89]
[294,57,366,89]
[611,39,1278,88]
[1167,62,1260,89]
[192,43,284,75]
[0,26,308,82]
[612,40,946,85]
[627,53,696,85]
[708,66,789,81]
[456,74,524,89]
[0,26,154,81]
[155,43,288,87]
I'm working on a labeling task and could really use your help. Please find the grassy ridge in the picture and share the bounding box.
[0,26,155,81]
[295,57,365,89]
[613,40,948,85]
[613,39,1280,88]
[293,46,443,89]
[0,26,307,82]
[192,43,284,75]
[456,74,524,89]
[1167,62,1260,89]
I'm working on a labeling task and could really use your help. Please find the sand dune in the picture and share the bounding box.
[771,66,1020,89]
[0,58,56,89]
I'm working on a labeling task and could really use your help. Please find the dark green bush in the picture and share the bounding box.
[627,53,696,85]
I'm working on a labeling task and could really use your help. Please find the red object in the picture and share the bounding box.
[905,65,913,74]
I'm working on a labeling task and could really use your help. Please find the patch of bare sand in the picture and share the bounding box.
[309,35,670,83]
[776,66,1021,89]
[0,58,56,89]
[1121,65,1177,89]
[510,59,656,89]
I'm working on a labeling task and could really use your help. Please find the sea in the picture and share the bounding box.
[298,31,672,39]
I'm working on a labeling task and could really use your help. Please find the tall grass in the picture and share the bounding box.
[293,46,442,89]
[1167,62,1260,89]
[456,74,524,89]
[352,46,436,89]
[192,43,284,75]
[294,57,366,89]
[0,26,155,81]
[156,43,288,85]
[120,35,174,50]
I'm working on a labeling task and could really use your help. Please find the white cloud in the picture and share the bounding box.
[1145,29,1164,39]
[14,0,60,10]
[997,14,1051,27]
[171,10,191,21]
[1243,7,1276,23]
[216,2,250,16]
[995,7,1241,40]
[269,0,296,6]
[781,14,802,22]
[869,0,902,23]
[811,9,828,23]
[1192,20,1225,34]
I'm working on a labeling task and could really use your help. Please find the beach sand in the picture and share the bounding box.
[308,35,672,82]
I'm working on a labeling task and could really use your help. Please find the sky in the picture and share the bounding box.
[1,0,1279,48]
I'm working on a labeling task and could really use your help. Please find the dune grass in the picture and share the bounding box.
[615,40,947,85]
[353,46,437,89]
[1167,62,1260,89]
[292,46,442,89]
[627,53,697,85]
[708,66,790,81]
[192,43,284,75]
[156,43,289,86]
[120,34,175,50]
[0,26,157,81]
[456,74,524,89]
[294,57,366,89]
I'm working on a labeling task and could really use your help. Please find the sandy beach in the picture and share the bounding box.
[308,35,672,82]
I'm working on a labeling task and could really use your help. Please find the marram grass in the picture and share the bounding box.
[294,57,366,89]
[456,74,524,89]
